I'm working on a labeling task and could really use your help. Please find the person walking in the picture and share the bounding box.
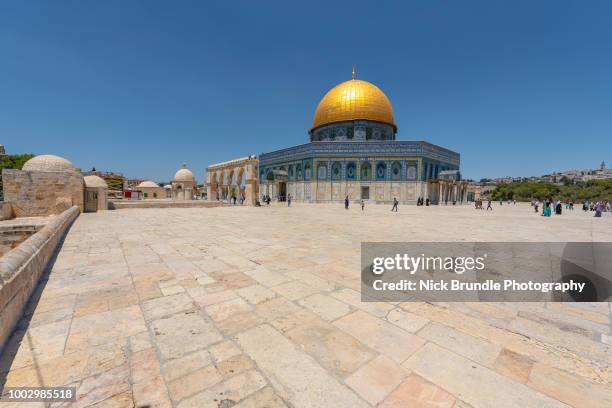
[595,201,603,217]
[344,195,349,210]
[361,200,365,211]
[487,200,493,211]
[391,197,399,212]
[287,194,292,207]
[543,199,552,217]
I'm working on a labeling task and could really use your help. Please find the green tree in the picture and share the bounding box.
[491,180,612,202]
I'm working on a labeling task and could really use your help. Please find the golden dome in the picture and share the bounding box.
[312,75,396,131]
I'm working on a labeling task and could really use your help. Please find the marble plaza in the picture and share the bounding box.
[1,203,611,407]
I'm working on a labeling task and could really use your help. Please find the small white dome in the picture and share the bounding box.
[137,180,160,188]
[84,175,108,188]
[163,184,172,189]
[174,164,195,182]
[23,154,74,172]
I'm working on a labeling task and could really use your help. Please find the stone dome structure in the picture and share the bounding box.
[84,175,108,188]
[174,164,195,182]
[22,154,75,172]
[137,180,160,188]
[312,71,395,132]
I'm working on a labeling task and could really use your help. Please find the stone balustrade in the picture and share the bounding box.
[0,206,79,353]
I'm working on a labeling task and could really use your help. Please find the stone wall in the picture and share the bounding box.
[263,180,426,204]
[0,225,43,257]
[0,202,13,221]
[0,206,79,353]
[2,169,84,217]
[139,186,168,200]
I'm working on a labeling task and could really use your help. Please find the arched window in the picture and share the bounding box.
[391,162,401,180]
[288,165,294,179]
[361,162,372,180]
[317,163,327,179]
[296,164,302,180]
[376,162,387,180]
[346,162,356,180]
[407,165,416,180]
[434,165,439,179]
[331,162,342,180]
[304,162,312,180]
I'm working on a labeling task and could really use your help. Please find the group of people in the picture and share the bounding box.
[530,198,603,217]
[343,196,401,212]
[261,194,272,205]
[228,194,245,205]
[498,199,517,206]
[582,200,610,217]
[416,197,430,206]
[258,195,610,217]
[533,199,562,217]
[474,199,494,210]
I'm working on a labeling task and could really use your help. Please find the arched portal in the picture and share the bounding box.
[206,156,259,205]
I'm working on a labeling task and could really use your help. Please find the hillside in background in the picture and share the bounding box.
[491,180,612,202]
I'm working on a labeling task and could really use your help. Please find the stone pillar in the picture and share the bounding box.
[244,164,257,205]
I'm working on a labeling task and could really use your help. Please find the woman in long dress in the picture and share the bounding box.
[543,199,552,217]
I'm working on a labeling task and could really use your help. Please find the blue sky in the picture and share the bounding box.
[1,0,611,182]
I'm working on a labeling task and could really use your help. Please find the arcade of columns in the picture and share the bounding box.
[206,156,259,205]
[425,179,469,204]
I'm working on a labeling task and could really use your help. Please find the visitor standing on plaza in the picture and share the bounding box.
[543,199,552,217]
[391,197,399,212]
[287,194,292,207]
[345,195,349,210]
[361,200,364,211]
[487,200,493,211]
[595,202,603,217]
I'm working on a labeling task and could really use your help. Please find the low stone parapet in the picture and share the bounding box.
[0,206,79,353]
[110,200,222,209]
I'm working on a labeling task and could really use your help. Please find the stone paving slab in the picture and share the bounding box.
[1,203,611,407]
